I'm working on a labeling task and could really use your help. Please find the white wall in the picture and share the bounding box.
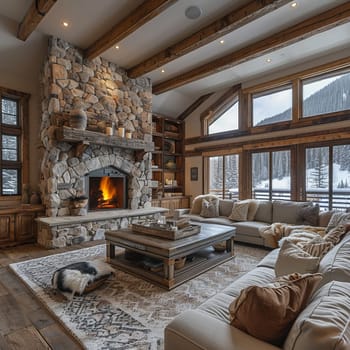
[0,15,47,192]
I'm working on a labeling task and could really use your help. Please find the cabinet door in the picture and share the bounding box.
[180,197,190,208]
[16,213,36,242]
[0,215,15,244]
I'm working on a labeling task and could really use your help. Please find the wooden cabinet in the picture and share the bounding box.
[151,114,189,213]
[151,196,190,216]
[0,205,44,247]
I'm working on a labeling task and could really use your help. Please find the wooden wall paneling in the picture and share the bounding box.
[0,215,15,244]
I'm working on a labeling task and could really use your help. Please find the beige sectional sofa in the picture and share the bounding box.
[177,196,329,247]
[165,230,350,350]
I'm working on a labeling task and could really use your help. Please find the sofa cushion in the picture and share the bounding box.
[223,267,276,298]
[319,232,350,286]
[233,221,269,238]
[275,240,319,277]
[229,273,323,346]
[284,281,350,350]
[200,197,219,218]
[272,200,312,225]
[229,201,250,221]
[254,200,273,223]
[219,199,235,217]
[164,309,281,350]
[326,211,350,233]
[319,209,338,227]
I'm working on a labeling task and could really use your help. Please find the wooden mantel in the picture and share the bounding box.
[55,126,154,155]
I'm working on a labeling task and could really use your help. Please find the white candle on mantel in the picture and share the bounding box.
[106,127,113,135]
[118,127,125,138]
[126,131,132,139]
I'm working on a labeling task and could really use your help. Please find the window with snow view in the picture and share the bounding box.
[208,101,239,134]
[252,85,292,127]
[1,96,21,196]
[305,144,350,210]
[302,70,350,118]
[252,150,291,201]
[208,154,239,199]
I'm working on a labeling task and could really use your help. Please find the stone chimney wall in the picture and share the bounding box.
[40,37,153,217]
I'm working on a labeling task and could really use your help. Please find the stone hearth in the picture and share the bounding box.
[38,37,159,248]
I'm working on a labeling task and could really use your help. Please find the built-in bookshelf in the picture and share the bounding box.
[151,114,190,213]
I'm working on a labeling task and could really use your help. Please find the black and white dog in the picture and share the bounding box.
[52,259,114,299]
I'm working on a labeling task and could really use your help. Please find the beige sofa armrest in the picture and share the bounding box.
[165,310,281,350]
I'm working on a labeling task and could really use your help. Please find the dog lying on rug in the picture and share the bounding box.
[52,259,114,299]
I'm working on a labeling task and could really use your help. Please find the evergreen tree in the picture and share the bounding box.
[309,150,328,189]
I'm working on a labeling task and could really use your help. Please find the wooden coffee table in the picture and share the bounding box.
[105,222,236,289]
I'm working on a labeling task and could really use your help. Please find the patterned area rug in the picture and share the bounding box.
[9,244,267,350]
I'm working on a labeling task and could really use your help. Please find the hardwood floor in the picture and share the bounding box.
[0,240,104,350]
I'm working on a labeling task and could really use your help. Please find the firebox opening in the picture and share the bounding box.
[86,167,128,211]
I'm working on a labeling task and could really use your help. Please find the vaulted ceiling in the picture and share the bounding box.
[0,0,349,118]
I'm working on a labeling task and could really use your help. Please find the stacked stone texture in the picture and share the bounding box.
[39,37,153,247]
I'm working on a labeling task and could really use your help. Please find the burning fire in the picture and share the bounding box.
[98,176,118,208]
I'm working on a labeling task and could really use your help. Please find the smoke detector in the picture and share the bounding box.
[185,6,202,20]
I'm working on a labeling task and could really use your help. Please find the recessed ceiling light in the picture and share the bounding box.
[62,21,69,27]
[220,40,225,44]
[161,69,165,73]
[115,45,120,49]
[266,58,272,63]
[185,6,202,20]
[291,2,298,8]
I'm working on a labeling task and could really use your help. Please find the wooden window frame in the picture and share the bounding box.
[0,87,30,201]
[251,83,293,128]
[205,152,240,199]
[201,84,241,137]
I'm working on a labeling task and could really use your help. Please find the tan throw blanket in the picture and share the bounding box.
[259,223,326,248]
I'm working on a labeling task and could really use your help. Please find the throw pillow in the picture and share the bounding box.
[323,224,347,245]
[297,204,319,226]
[299,236,334,258]
[326,212,350,233]
[229,201,250,221]
[190,195,218,215]
[200,198,219,218]
[240,199,260,221]
[275,240,320,277]
[229,273,323,346]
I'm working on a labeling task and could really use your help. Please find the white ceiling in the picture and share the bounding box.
[0,0,349,117]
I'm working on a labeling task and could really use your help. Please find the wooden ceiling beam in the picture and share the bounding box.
[85,0,178,60]
[153,2,350,95]
[128,0,292,78]
[17,0,57,41]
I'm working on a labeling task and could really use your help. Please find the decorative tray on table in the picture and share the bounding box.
[131,218,200,240]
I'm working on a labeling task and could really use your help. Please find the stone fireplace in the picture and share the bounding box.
[37,37,165,248]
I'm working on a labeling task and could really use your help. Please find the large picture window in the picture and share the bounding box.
[208,154,239,199]
[252,85,292,126]
[305,144,350,210]
[302,70,350,118]
[252,149,291,200]
[0,95,23,196]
